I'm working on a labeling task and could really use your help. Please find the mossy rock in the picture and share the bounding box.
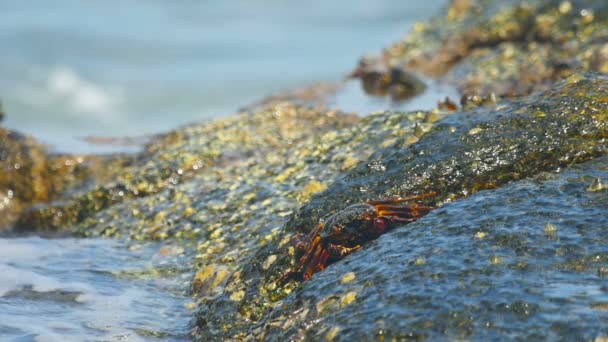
[195,73,608,340]
[380,0,608,96]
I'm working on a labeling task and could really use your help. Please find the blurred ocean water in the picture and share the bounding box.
[0,0,446,153]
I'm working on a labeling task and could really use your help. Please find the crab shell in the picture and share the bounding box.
[319,203,385,247]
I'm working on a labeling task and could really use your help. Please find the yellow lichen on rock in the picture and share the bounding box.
[297,180,327,203]
[340,272,356,284]
[340,291,357,308]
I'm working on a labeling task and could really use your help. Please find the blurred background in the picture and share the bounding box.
[0,0,446,153]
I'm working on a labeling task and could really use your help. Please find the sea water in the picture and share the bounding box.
[0,237,192,341]
[0,0,447,153]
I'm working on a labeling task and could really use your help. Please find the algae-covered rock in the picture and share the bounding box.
[0,128,93,230]
[380,0,608,97]
[185,109,443,339]
[5,101,442,337]
[257,155,608,341]
[14,103,359,232]
[246,82,342,112]
[289,73,608,235]
[193,73,608,340]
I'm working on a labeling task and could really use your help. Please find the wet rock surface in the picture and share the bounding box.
[258,155,608,341]
[0,128,95,230]
[186,72,607,341]
[14,104,359,234]
[3,0,608,341]
[290,73,608,235]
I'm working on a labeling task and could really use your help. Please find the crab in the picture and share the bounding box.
[280,193,436,283]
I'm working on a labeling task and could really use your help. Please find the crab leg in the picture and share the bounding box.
[377,209,435,219]
[295,223,324,251]
[376,206,418,217]
[327,243,361,259]
[278,236,321,284]
[379,215,420,223]
[317,250,330,272]
[302,223,324,243]
[366,192,436,205]
[303,244,325,281]
[298,235,322,265]
[376,204,435,212]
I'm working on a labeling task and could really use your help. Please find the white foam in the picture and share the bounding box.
[47,66,121,114]
[0,238,98,296]
[0,263,94,297]
[0,237,190,340]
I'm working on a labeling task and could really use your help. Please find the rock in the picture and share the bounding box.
[288,73,608,235]
[349,59,427,101]
[258,155,608,340]
[14,103,361,235]
[193,73,608,340]
[0,128,93,230]
[381,0,608,97]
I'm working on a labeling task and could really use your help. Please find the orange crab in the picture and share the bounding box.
[281,193,436,283]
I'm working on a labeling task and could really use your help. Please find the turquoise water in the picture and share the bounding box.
[0,0,447,153]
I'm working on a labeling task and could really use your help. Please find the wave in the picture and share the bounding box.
[46,66,122,116]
